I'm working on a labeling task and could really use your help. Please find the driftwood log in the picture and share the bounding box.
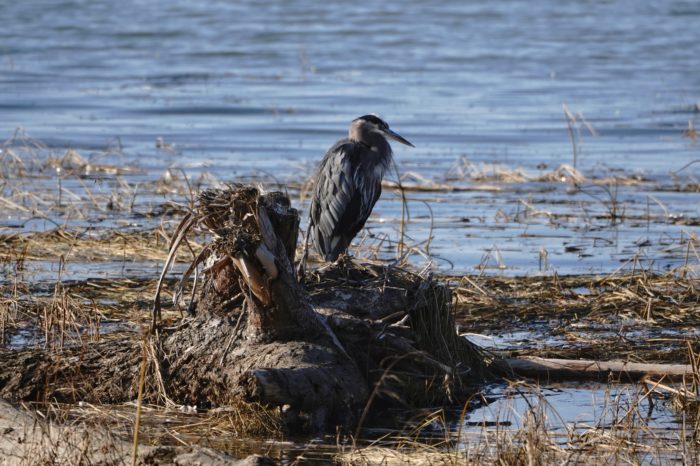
[500,357,695,382]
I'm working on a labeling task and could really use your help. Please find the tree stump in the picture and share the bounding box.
[0,185,490,435]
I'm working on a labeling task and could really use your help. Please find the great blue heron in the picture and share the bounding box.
[308,114,414,262]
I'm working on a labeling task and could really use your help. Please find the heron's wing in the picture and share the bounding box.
[310,141,380,260]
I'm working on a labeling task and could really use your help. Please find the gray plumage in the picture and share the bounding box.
[309,115,414,261]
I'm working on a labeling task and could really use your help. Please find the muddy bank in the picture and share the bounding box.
[0,398,276,466]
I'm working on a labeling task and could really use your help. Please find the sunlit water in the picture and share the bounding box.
[2,0,699,275]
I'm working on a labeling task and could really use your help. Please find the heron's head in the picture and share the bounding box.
[351,114,414,148]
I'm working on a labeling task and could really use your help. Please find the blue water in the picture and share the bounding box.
[1,0,699,275]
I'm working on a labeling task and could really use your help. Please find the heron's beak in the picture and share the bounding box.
[383,128,414,147]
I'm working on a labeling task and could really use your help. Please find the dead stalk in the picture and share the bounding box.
[131,336,148,466]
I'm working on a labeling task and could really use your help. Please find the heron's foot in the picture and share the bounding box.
[309,253,355,276]
[335,252,354,267]
[335,253,365,279]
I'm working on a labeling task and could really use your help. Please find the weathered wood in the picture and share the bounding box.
[500,357,695,382]
[259,191,299,264]
[159,189,369,433]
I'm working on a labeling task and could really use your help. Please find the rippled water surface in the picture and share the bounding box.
[2,0,699,275]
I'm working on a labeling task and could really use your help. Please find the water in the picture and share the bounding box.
[465,382,681,433]
[1,0,700,275]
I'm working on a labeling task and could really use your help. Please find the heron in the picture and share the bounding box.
[307,114,414,262]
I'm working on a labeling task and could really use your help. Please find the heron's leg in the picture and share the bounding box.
[296,224,311,283]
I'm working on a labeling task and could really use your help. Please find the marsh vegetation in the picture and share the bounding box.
[1,128,698,464]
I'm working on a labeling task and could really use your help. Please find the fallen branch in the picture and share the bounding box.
[500,357,695,382]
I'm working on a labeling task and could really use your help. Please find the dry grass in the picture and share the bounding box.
[29,398,284,453]
[0,129,209,234]
[453,268,700,326]
[0,276,158,349]
[0,228,200,264]
[451,266,700,363]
